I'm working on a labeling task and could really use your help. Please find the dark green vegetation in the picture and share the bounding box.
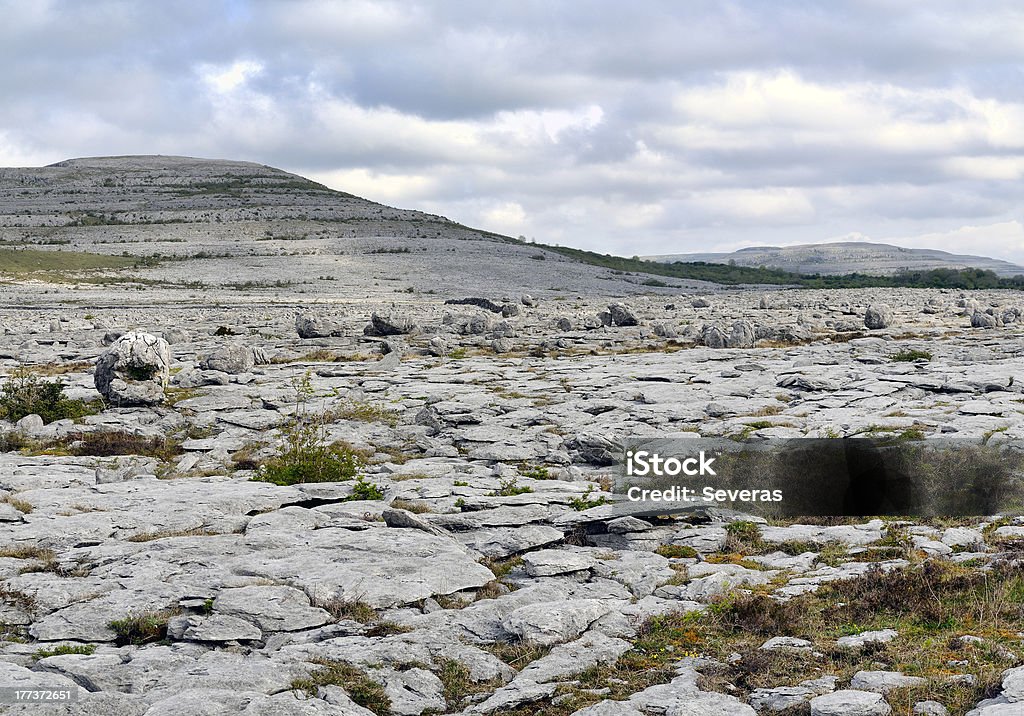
[252,439,364,486]
[891,349,933,362]
[0,371,101,424]
[109,609,178,646]
[533,243,1024,289]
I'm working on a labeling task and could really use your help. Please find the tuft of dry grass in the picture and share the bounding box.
[1,494,33,514]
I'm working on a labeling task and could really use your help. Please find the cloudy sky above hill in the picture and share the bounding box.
[2,0,1023,262]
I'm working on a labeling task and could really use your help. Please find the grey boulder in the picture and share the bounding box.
[94,331,171,406]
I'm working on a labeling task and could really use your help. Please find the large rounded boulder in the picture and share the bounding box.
[94,332,171,406]
[864,304,894,330]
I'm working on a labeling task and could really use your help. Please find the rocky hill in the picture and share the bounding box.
[0,155,712,299]
[646,241,1024,277]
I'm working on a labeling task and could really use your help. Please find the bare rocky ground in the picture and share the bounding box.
[0,158,1022,715]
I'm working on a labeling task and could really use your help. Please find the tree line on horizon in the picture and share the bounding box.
[536,243,1024,290]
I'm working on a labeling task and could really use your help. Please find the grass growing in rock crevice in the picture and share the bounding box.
[291,658,391,715]
[109,608,179,646]
[33,644,96,660]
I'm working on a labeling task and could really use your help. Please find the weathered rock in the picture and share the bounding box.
[502,599,621,646]
[522,549,598,577]
[202,343,255,374]
[94,331,171,406]
[295,312,344,338]
[213,585,332,632]
[608,303,639,327]
[445,297,504,313]
[836,629,898,650]
[972,310,998,328]
[811,690,892,716]
[427,336,450,357]
[726,319,755,348]
[702,324,727,349]
[864,304,894,330]
[850,670,927,694]
[367,312,419,336]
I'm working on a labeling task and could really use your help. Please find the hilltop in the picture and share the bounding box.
[645,241,1024,278]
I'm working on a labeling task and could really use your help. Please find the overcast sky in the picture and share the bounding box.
[2,1,1023,263]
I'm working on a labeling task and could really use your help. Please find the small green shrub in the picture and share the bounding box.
[569,485,609,511]
[517,463,551,480]
[109,609,177,646]
[0,370,100,424]
[724,520,765,554]
[890,349,932,362]
[490,476,533,497]
[252,372,365,485]
[344,475,385,501]
[255,442,363,485]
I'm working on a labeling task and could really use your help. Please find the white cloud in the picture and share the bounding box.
[890,221,1024,265]
[198,60,264,94]
[480,201,527,232]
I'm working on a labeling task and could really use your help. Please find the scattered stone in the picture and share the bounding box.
[836,629,899,650]
[810,690,892,716]
[850,670,928,694]
[971,310,998,328]
[202,343,255,374]
[367,312,419,336]
[608,303,639,327]
[295,312,345,338]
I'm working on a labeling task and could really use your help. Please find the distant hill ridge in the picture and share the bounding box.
[645,241,1024,278]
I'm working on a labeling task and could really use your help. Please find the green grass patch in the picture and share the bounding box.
[655,544,699,559]
[291,659,391,715]
[569,485,609,511]
[891,349,933,362]
[33,644,97,660]
[490,476,534,497]
[0,247,137,276]
[517,463,551,480]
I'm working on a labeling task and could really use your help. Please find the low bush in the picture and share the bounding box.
[0,370,100,424]
[109,609,178,646]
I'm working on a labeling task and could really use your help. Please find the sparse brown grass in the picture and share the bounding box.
[126,527,220,542]
[542,559,1023,716]
[1,494,32,514]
